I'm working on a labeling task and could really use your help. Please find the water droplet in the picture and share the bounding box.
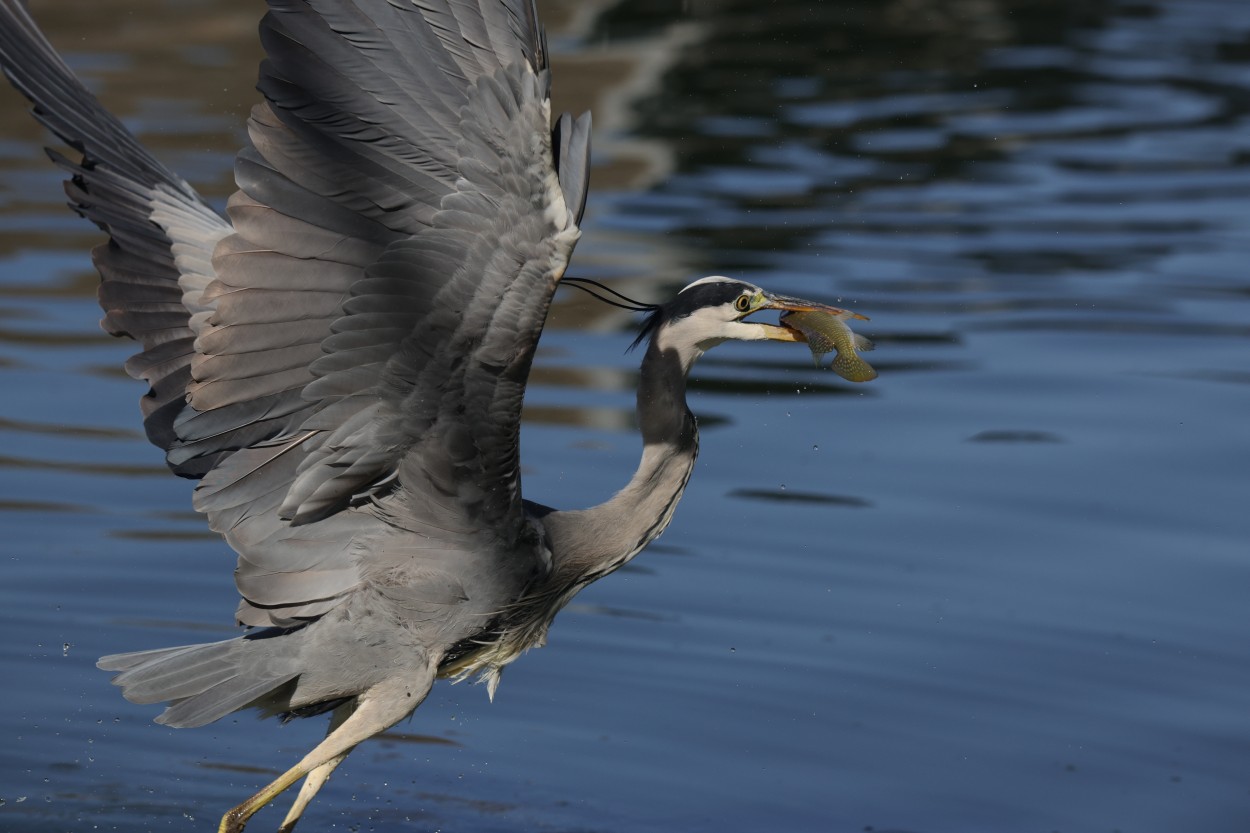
[62,643,70,657]
[812,444,819,451]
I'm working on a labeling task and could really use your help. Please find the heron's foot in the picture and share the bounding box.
[218,766,305,833]
[219,805,247,833]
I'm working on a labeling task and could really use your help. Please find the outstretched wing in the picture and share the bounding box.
[186,0,591,626]
[0,0,230,464]
[1,0,591,629]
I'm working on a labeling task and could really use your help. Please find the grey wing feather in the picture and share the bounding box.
[554,111,593,224]
[188,0,589,626]
[0,1,230,464]
[3,0,591,630]
[278,63,578,525]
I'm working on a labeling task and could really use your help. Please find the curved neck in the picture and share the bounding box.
[541,340,700,588]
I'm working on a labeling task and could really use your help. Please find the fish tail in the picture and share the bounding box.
[832,350,878,383]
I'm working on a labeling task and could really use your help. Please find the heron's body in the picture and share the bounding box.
[0,1,870,830]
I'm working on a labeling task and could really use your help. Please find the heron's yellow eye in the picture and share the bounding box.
[734,294,752,312]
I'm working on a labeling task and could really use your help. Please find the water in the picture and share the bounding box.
[1,0,1248,831]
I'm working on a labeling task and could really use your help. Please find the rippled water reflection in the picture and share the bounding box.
[2,0,1248,831]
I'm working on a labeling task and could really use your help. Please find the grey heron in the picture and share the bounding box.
[0,1,870,830]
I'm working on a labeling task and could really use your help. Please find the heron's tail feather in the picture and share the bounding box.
[98,639,299,729]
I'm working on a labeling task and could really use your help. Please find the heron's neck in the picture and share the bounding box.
[542,341,699,588]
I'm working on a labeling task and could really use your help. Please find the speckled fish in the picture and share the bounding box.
[781,308,877,382]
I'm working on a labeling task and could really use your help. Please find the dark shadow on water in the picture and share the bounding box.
[967,430,1064,443]
[0,414,139,440]
[0,497,88,513]
[107,528,219,542]
[565,602,678,622]
[376,730,463,748]
[0,452,167,477]
[197,761,284,777]
[728,487,872,508]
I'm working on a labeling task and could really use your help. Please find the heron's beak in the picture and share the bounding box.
[750,292,868,342]
[761,293,868,319]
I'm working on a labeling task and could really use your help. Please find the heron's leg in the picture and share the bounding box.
[218,673,434,833]
[276,700,358,833]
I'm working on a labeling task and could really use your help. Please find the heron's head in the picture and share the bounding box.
[631,276,854,370]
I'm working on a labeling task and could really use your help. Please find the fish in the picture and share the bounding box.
[781,308,877,383]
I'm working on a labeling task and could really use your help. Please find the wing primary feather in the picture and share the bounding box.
[553,111,592,225]
[0,0,230,461]
[4,0,593,630]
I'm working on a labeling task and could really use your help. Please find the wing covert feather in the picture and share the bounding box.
[5,0,594,628]
[180,0,590,625]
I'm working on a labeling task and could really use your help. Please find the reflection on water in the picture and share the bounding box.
[2,0,1249,831]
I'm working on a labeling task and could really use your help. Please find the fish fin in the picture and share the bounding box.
[832,351,878,383]
[854,333,875,353]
